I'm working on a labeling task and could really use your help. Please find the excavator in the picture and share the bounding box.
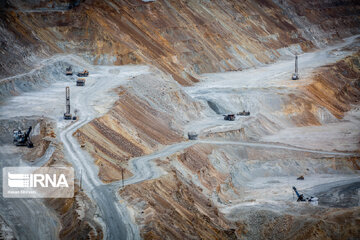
[292,186,318,206]
[13,126,33,148]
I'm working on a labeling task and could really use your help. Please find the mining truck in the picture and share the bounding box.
[13,126,33,148]
[188,132,198,140]
[224,114,236,121]
[76,78,85,86]
[237,110,250,116]
[77,70,89,77]
[66,66,73,76]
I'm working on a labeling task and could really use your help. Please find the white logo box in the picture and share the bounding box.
[3,167,74,198]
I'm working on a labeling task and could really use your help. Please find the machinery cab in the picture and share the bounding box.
[76,78,86,86]
[224,114,236,121]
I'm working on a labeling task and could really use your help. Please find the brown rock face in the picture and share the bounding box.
[120,170,240,240]
[2,0,359,82]
[76,87,185,182]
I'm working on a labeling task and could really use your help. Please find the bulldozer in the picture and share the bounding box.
[66,66,73,76]
[77,70,89,77]
[13,126,33,148]
[76,78,85,86]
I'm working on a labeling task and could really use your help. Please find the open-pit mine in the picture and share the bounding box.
[0,0,359,239]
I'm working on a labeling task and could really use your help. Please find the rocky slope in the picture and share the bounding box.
[115,52,360,239]
[0,1,359,240]
[1,0,359,85]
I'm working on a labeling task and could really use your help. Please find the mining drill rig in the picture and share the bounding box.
[64,86,77,120]
[13,126,33,148]
[224,114,236,121]
[292,55,299,80]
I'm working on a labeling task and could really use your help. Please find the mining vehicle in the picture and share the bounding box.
[224,114,236,121]
[64,86,73,120]
[292,186,318,206]
[292,55,299,80]
[237,110,250,116]
[77,70,89,77]
[188,132,198,140]
[13,126,33,148]
[66,66,73,76]
[76,78,85,86]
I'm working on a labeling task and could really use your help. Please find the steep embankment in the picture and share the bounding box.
[44,147,104,240]
[76,70,202,182]
[119,141,359,239]
[275,0,360,47]
[2,0,359,84]
[264,52,360,152]
[284,51,360,125]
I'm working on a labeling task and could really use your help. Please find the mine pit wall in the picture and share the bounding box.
[113,53,360,239]
[274,0,360,47]
[119,169,242,240]
[0,59,81,101]
[45,186,104,240]
[230,206,360,240]
[119,142,359,239]
[2,0,359,85]
[206,52,360,141]
[0,116,103,239]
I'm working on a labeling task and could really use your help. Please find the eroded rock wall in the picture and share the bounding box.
[2,0,359,84]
